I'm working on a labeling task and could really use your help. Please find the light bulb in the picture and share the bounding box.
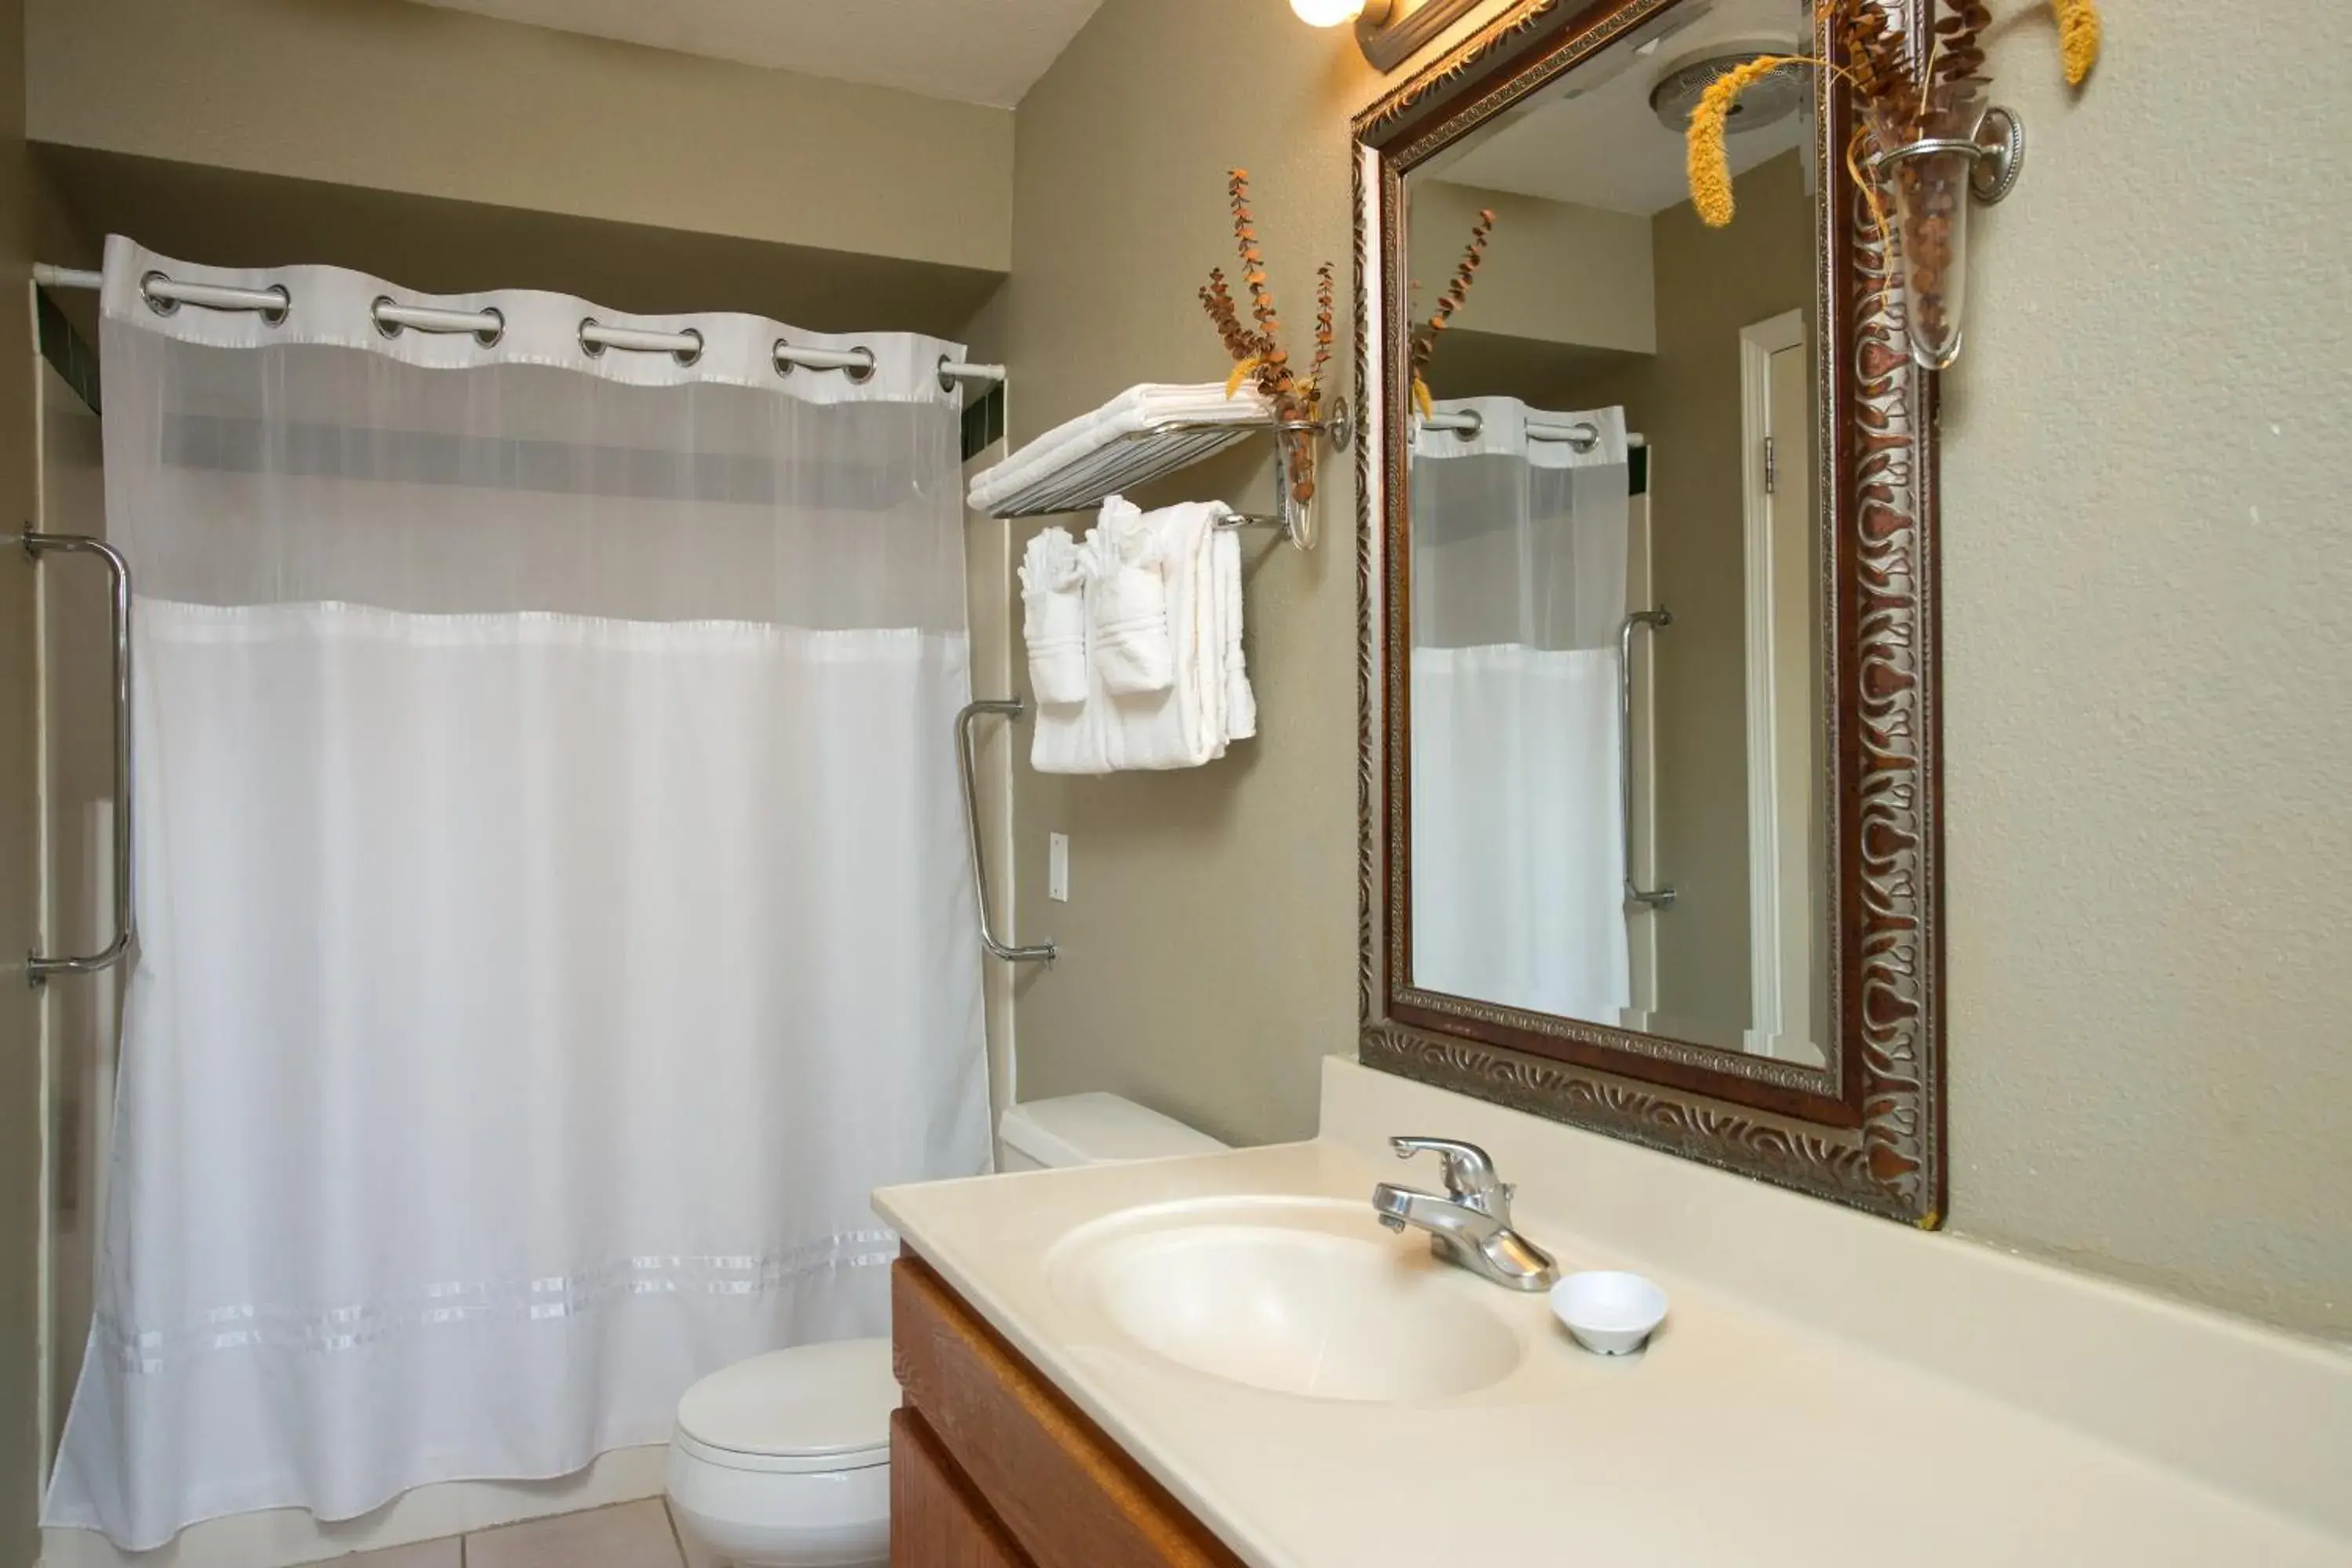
[1290,0,1367,27]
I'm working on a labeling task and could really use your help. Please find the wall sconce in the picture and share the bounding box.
[1290,0,1489,72]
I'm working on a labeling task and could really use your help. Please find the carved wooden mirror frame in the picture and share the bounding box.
[1352,0,1946,1224]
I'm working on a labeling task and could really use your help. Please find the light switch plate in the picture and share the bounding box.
[1048,833,1069,902]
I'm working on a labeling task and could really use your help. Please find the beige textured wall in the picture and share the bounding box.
[24,0,1013,274]
[0,0,45,1555]
[1938,5,2352,1335]
[1007,1,2352,1335]
[996,0,1379,1145]
[1409,180,1654,354]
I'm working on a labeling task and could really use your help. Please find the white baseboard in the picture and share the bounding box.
[41,1445,669,1568]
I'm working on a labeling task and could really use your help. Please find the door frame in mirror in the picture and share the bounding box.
[1352,0,1946,1225]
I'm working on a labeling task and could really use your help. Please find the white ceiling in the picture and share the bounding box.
[405,0,1108,107]
[1429,0,1807,216]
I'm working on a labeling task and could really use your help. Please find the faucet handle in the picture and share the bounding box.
[1388,1137,1510,1212]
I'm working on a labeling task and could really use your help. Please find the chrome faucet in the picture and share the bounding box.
[1371,1135,1559,1291]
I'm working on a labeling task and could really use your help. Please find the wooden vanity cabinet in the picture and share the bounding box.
[890,1254,1246,1568]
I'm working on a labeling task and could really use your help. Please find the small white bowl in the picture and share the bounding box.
[1551,1270,1668,1356]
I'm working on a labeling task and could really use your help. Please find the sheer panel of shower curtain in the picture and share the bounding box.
[45,238,989,1549]
[1410,398,1632,1020]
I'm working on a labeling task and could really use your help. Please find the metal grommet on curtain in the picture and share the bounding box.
[473,307,506,349]
[139,270,180,318]
[578,317,606,357]
[843,347,877,385]
[937,354,956,396]
[1449,408,1483,441]
[670,328,704,368]
[771,338,797,378]
[372,296,404,339]
[257,285,291,327]
[1567,422,1599,451]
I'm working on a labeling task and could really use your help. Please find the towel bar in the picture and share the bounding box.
[20,532,136,983]
[1619,608,1675,913]
[956,699,1055,965]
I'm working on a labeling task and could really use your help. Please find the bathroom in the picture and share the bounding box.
[0,0,2346,1564]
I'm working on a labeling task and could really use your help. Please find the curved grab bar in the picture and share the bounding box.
[22,532,135,983]
[1618,608,1675,913]
[956,699,1055,964]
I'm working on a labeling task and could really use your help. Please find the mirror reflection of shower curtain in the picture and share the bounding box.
[1410,399,1631,1021]
[45,239,989,1550]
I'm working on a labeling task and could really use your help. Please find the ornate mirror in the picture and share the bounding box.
[1353,0,1945,1222]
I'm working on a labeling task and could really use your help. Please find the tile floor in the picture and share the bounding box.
[336,1497,720,1568]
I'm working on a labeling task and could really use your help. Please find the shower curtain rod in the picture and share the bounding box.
[31,264,1010,388]
[1415,406,1648,448]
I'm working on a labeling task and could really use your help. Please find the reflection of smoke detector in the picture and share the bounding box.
[1557,1,1713,100]
[1649,45,1805,133]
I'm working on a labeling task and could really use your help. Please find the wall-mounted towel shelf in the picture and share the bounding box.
[983,397,1352,553]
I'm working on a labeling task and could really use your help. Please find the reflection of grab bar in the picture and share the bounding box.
[956,699,1055,964]
[1618,608,1675,913]
[21,532,136,983]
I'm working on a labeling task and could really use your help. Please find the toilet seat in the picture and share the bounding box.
[667,1338,896,1566]
[673,1338,898,1472]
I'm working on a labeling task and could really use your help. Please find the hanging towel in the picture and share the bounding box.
[1100,499,1221,770]
[1089,501,1176,696]
[1216,524,1256,742]
[1024,498,1255,775]
[968,383,1276,516]
[1018,528,1091,707]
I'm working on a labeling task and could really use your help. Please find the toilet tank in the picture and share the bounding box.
[996,1092,1227,1171]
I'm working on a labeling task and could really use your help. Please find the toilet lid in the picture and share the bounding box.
[673,1338,897,1475]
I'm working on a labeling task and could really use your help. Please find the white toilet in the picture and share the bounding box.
[666,1094,1225,1566]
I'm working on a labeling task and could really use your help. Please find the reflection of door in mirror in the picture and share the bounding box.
[1741,310,1824,1066]
[1401,0,1827,1065]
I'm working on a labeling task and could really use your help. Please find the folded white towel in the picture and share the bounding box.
[970,383,1276,516]
[1088,503,1174,696]
[1018,528,1091,708]
[1025,497,1255,775]
[1217,526,1256,741]
[1100,499,1223,771]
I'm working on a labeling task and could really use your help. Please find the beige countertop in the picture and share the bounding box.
[876,1060,2352,1568]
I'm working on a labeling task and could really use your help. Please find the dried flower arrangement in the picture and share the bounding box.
[1687,0,2103,364]
[1198,169,1335,504]
[1408,207,1496,418]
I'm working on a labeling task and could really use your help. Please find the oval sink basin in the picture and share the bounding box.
[1051,1201,1523,1403]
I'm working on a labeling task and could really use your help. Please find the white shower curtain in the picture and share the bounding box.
[45,238,989,1549]
[1410,397,1632,1021]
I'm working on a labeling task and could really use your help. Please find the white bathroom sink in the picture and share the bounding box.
[1047,1197,1523,1403]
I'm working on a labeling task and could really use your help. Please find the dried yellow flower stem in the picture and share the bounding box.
[1690,56,1809,228]
[1686,48,1886,270]
[2054,0,2101,85]
[1224,355,1265,400]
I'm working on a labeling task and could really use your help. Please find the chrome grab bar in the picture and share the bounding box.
[21,532,135,983]
[956,698,1055,965]
[1618,607,1675,912]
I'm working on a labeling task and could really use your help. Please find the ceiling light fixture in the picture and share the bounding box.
[1290,0,1369,24]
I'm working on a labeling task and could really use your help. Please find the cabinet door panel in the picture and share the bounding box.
[891,1407,1033,1568]
[891,1257,1243,1568]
